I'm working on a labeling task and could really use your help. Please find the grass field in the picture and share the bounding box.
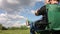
[0,29,30,34]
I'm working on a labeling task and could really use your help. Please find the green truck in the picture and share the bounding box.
[47,4,60,30]
[37,4,60,34]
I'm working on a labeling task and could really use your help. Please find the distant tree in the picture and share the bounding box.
[7,26,29,30]
[0,24,2,30]
[2,26,8,30]
[20,25,28,30]
[8,27,20,30]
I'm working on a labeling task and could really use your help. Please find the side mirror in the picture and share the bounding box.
[26,19,30,26]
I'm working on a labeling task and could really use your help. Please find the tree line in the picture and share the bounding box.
[0,24,29,30]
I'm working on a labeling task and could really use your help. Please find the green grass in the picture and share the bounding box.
[0,29,30,34]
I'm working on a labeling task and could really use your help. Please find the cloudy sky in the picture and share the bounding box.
[0,0,44,27]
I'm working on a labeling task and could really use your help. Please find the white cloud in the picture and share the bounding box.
[36,0,42,2]
[20,23,26,25]
[0,13,27,27]
[7,0,19,4]
[0,0,3,5]
[0,0,2,2]
[8,14,24,19]
[0,13,7,16]
[0,0,42,15]
[12,21,21,27]
[0,13,7,21]
[31,10,35,14]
